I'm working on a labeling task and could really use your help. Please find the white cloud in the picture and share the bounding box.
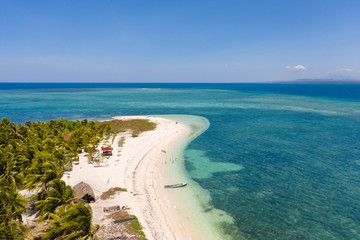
[286,65,306,70]
[336,68,353,72]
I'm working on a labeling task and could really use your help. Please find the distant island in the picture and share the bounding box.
[279,79,360,84]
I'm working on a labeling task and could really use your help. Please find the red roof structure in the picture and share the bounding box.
[64,132,73,140]
[101,147,113,151]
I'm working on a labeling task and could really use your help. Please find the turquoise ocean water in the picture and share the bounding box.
[1,83,360,239]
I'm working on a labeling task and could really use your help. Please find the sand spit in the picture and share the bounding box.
[63,116,192,239]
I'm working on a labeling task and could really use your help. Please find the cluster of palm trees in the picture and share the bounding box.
[0,117,110,239]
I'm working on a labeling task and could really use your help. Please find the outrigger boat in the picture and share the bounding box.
[164,183,187,188]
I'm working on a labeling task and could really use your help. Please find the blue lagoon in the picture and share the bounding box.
[1,83,360,239]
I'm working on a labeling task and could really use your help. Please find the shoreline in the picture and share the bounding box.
[159,115,234,240]
[113,115,192,239]
[63,115,232,239]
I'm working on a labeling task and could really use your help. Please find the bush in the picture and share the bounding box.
[132,130,140,137]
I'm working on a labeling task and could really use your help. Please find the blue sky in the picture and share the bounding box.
[0,0,360,82]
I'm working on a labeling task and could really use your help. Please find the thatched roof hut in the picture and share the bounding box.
[73,182,95,203]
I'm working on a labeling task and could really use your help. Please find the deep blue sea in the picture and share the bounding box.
[1,83,360,239]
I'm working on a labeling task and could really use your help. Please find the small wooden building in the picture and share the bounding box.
[101,147,113,156]
[73,182,96,203]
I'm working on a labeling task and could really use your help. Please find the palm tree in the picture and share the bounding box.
[0,176,28,239]
[0,218,29,240]
[62,140,80,162]
[36,179,75,220]
[25,152,63,193]
[0,147,24,189]
[43,203,99,240]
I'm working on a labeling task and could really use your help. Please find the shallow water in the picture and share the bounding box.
[159,114,235,240]
[1,83,360,239]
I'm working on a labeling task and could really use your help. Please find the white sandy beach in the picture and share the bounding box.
[63,116,194,239]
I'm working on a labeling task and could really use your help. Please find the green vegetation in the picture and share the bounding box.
[105,211,147,240]
[0,117,106,239]
[0,117,155,239]
[43,203,99,240]
[100,187,127,200]
[35,179,75,221]
[132,130,140,137]
[118,137,125,147]
[129,215,147,240]
[0,177,28,239]
[99,119,156,134]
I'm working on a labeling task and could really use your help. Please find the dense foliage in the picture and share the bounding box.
[99,119,156,137]
[0,117,153,239]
